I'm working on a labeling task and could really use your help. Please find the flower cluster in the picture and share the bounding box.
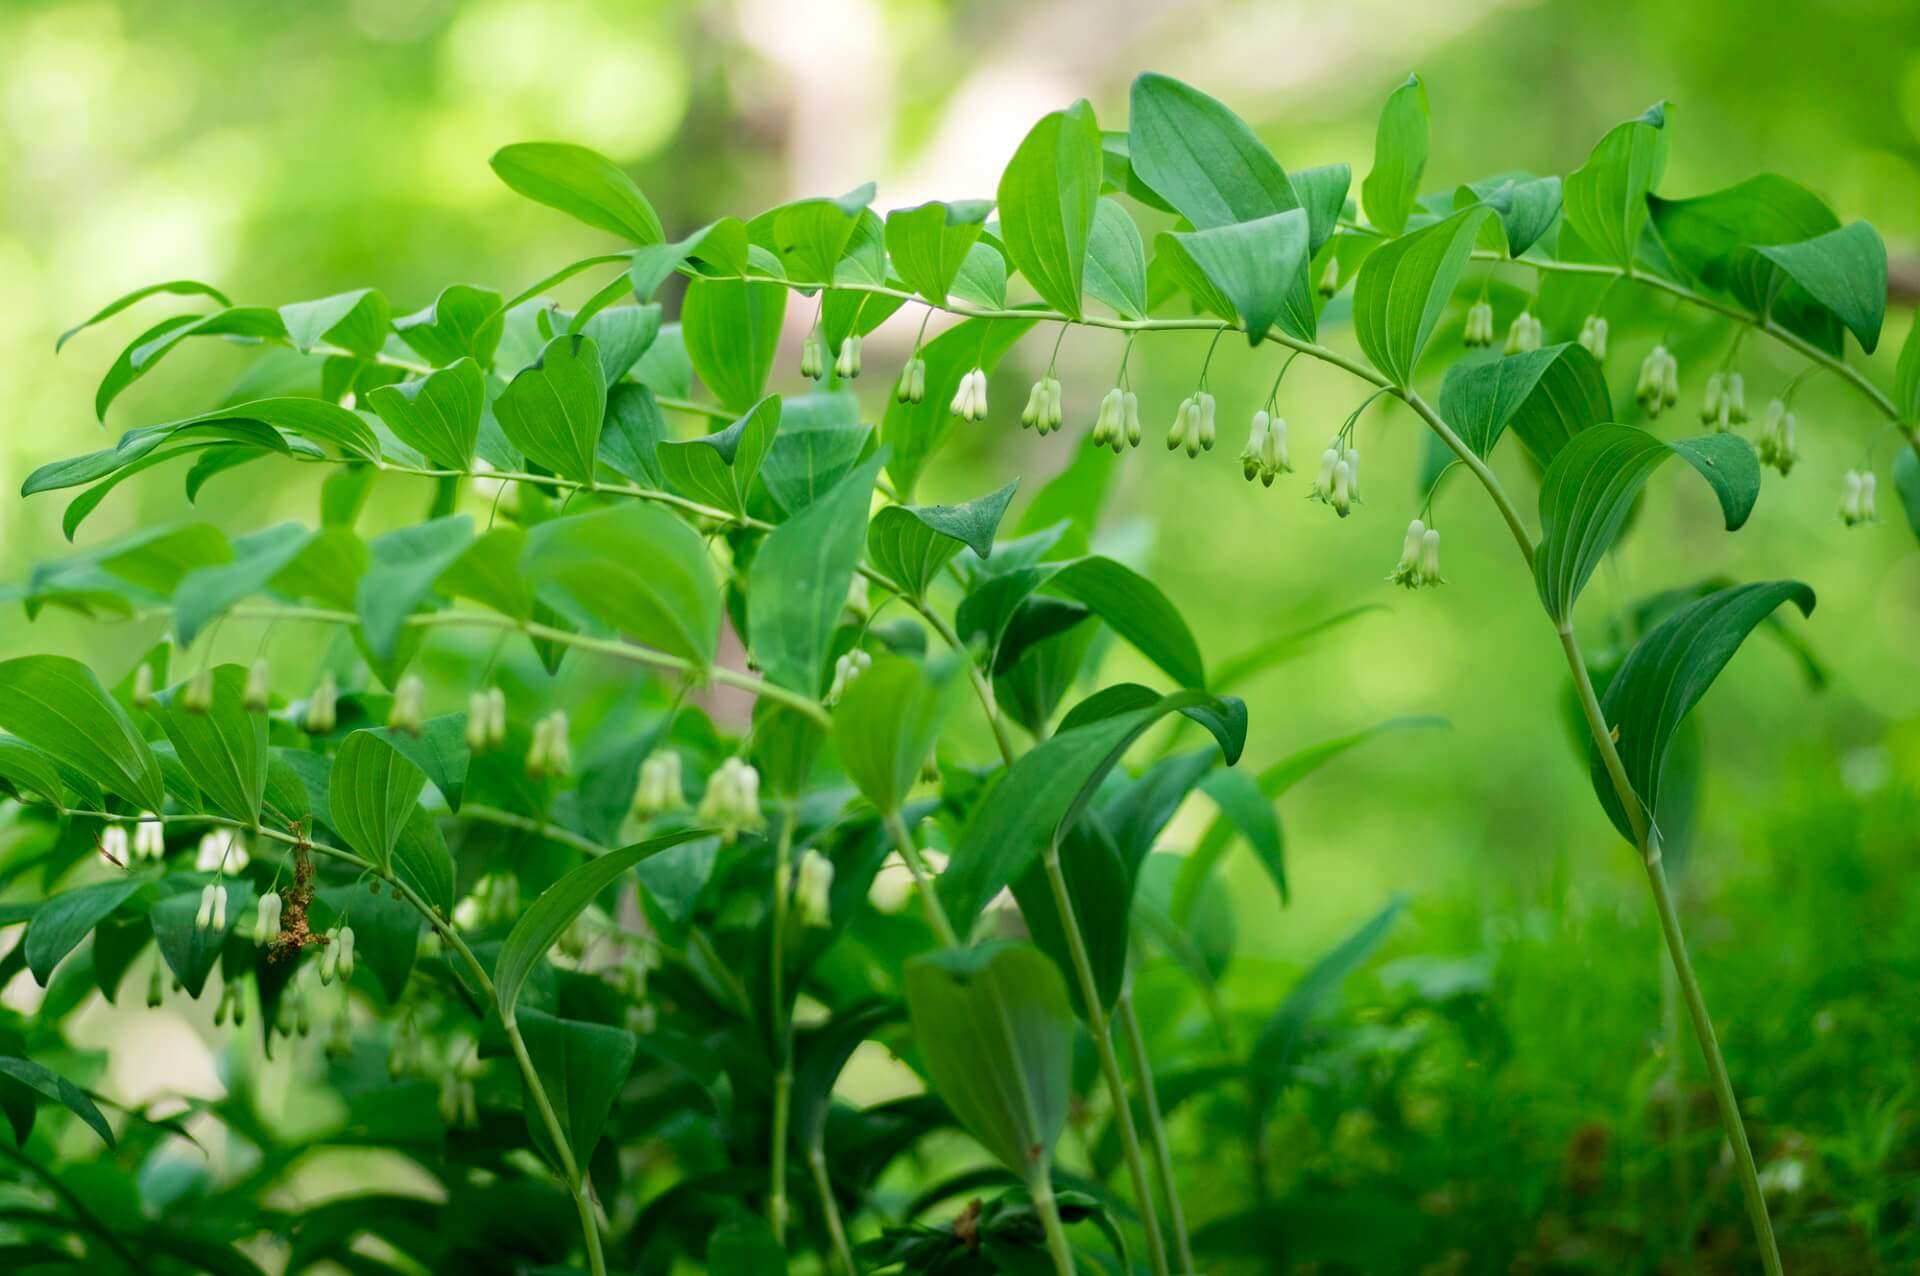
[1310,444,1361,517]
[1166,392,1216,458]
[949,367,989,421]
[134,814,165,861]
[1388,518,1444,589]
[195,829,247,872]
[1504,312,1543,355]
[252,892,283,946]
[834,334,863,380]
[1756,400,1798,475]
[1090,386,1142,452]
[526,710,572,779]
[1635,345,1681,417]
[465,686,508,752]
[320,925,356,984]
[195,883,228,932]
[826,647,872,705]
[894,355,926,404]
[781,848,836,928]
[1020,376,1064,433]
[633,750,686,816]
[698,756,763,844]
[1839,470,1877,526]
[1462,300,1495,348]
[1700,371,1748,432]
[1577,314,1608,359]
[1238,411,1291,487]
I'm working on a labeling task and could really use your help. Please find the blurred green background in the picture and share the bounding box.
[2,0,1918,1265]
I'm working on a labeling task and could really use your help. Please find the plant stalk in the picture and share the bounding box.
[769,806,796,1244]
[883,808,960,948]
[1040,845,1172,1276]
[808,1144,859,1276]
[1028,1164,1081,1276]
[1116,991,1195,1273]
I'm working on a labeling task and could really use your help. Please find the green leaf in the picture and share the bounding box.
[154,665,268,826]
[904,941,1073,1176]
[0,656,164,811]
[1749,221,1887,353]
[1894,447,1920,546]
[95,308,287,420]
[0,737,68,807]
[1251,896,1402,1104]
[493,334,607,483]
[882,316,1036,501]
[1360,74,1429,235]
[683,276,787,414]
[748,185,873,285]
[756,392,868,516]
[25,879,145,985]
[365,358,485,471]
[392,805,455,916]
[1648,175,1837,297]
[280,288,390,357]
[1157,209,1310,343]
[328,731,427,873]
[868,481,1018,600]
[1592,581,1814,845]
[314,886,420,1004]
[490,142,664,245]
[357,516,475,662]
[708,1217,787,1276]
[949,242,1008,309]
[748,450,887,695]
[628,217,749,301]
[56,279,230,353]
[1010,819,1132,1015]
[495,828,712,1021]
[1126,73,1295,229]
[1082,198,1148,319]
[1561,102,1668,269]
[941,689,1244,926]
[0,1057,114,1148]
[997,100,1102,319]
[1353,205,1493,386]
[598,383,669,489]
[834,655,966,814]
[886,201,992,305]
[958,556,1206,690]
[1454,174,1562,258]
[517,1010,637,1168]
[1896,317,1920,426]
[1534,425,1761,624]
[579,302,661,382]
[173,523,314,646]
[438,526,534,621]
[151,874,252,998]
[656,394,780,519]
[370,714,470,813]
[1435,343,1610,468]
[523,503,722,667]
[394,283,506,368]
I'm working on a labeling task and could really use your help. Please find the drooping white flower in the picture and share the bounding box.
[634,750,686,816]
[1757,400,1798,476]
[1578,315,1608,360]
[1464,300,1495,349]
[1389,519,1427,588]
[253,892,283,946]
[698,756,764,844]
[101,823,129,864]
[305,673,338,734]
[787,848,835,928]
[135,813,166,861]
[389,674,425,734]
[245,658,271,713]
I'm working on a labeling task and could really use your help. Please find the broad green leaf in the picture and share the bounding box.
[491,141,665,245]
[580,301,661,382]
[438,525,534,621]
[1561,102,1668,269]
[656,395,780,518]
[56,279,230,352]
[151,396,378,462]
[1010,819,1131,1015]
[370,713,470,813]
[1157,208,1310,342]
[518,1010,638,1169]
[833,655,965,814]
[1896,318,1920,426]
[280,288,391,357]
[904,941,1073,1176]
[391,804,455,916]
[495,828,712,1021]
[394,283,506,368]
[748,450,887,695]
[1434,343,1610,468]
[867,481,1018,599]
[997,100,1101,319]
[756,392,868,516]
[1894,447,1920,546]
[1083,198,1148,319]
[1126,73,1295,229]
[365,358,485,471]
[997,616,1098,737]
[1454,174,1562,257]
[1197,767,1285,900]
[522,502,722,667]
[941,689,1245,926]
[153,665,268,826]
[1534,425,1761,624]
[1750,221,1888,353]
[885,200,993,305]
[1353,205,1493,386]
[0,1057,114,1148]
[598,382,669,488]
[882,316,1035,500]
[1251,896,1402,1105]
[708,1217,787,1276]
[1292,163,1353,256]
[0,737,67,807]
[493,334,607,483]
[949,241,1008,309]
[1593,581,1815,844]
[958,556,1206,690]
[1649,175,1837,297]
[747,184,873,285]
[0,656,164,811]
[151,874,252,997]
[683,276,787,414]
[328,731,427,873]
[172,523,313,645]
[95,308,287,420]
[357,516,475,662]
[25,879,145,985]
[1360,74,1429,235]
[627,217,749,301]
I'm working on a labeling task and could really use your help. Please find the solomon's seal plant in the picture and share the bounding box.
[0,68,1914,1276]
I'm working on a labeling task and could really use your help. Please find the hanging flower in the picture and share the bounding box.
[244,658,271,713]
[1577,315,1608,360]
[633,750,686,817]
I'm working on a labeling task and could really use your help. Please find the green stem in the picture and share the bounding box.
[1040,846,1171,1276]
[883,809,959,948]
[1116,992,1194,1274]
[1663,956,1697,1272]
[769,807,796,1244]
[1027,1165,1080,1276]
[808,1145,859,1276]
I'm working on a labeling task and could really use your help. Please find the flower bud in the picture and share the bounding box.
[528,710,571,779]
[634,750,686,816]
[1420,527,1443,585]
[320,927,340,984]
[834,334,861,380]
[214,982,236,1026]
[389,674,425,734]
[1318,254,1341,298]
[1020,379,1046,431]
[896,355,926,404]
[1839,470,1876,526]
[801,334,824,380]
[466,690,493,752]
[1261,416,1291,485]
[135,813,165,861]
[1757,400,1798,476]
[1578,315,1608,360]
[305,672,338,734]
[698,756,764,844]
[1310,444,1340,506]
[1330,457,1354,517]
[1122,391,1142,448]
[1092,387,1124,448]
[101,822,129,864]
[196,883,222,931]
[184,667,214,715]
[254,891,283,946]
[132,663,155,710]
[1240,410,1269,482]
[244,658,271,713]
[1167,396,1193,452]
[1726,372,1747,424]
[1196,392,1217,452]
[825,648,872,706]
[1699,372,1725,426]
[1504,312,1541,355]
[486,686,507,749]
[336,926,356,981]
[1465,300,1494,349]
[788,848,835,928]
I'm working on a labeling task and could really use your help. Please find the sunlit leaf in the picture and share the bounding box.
[491,142,665,245]
[1360,74,1429,235]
